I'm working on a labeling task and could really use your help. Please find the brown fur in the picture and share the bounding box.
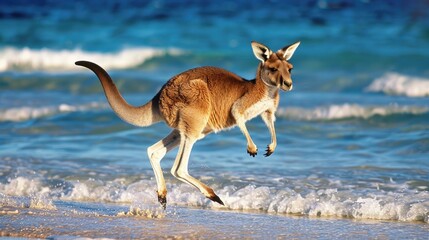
[158,66,263,133]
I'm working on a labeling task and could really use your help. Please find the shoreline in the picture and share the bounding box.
[1,201,428,239]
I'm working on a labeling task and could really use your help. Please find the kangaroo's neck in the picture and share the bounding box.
[254,63,279,99]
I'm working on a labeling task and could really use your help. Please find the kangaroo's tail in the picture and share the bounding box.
[75,61,162,127]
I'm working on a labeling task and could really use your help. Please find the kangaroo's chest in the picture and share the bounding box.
[244,97,275,120]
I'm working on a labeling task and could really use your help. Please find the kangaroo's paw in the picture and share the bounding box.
[264,145,274,157]
[264,142,276,157]
[247,145,258,157]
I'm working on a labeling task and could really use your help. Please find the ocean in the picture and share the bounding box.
[1,0,428,238]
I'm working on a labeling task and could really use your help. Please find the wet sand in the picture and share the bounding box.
[1,201,428,239]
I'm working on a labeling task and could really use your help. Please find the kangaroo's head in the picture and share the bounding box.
[251,41,300,91]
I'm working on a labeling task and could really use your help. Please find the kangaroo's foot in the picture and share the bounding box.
[207,194,224,206]
[157,191,167,210]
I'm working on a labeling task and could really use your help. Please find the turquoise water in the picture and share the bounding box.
[1,0,428,227]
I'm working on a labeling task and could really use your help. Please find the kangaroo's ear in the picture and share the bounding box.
[251,41,273,63]
[280,41,300,61]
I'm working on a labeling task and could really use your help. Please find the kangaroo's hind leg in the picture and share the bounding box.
[147,129,180,209]
[170,134,224,205]
[169,91,224,205]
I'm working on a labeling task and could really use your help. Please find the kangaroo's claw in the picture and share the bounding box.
[264,146,274,157]
[247,149,257,157]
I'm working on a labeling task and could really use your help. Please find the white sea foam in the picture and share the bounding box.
[0,177,56,210]
[0,102,106,122]
[117,205,165,219]
[366,72,429,97]
[277,104,428,121]
[218,186,429,222]
[1,176,427,223]
[0,47,183,72]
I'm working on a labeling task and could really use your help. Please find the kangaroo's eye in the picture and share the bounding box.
[288,68,293,73]
[269,67,277,72]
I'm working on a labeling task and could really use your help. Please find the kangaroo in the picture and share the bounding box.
[75,40,300,209]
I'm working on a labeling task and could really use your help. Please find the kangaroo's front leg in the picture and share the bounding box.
[261,110,277,156]
[236,119,258,157]
[232,106,258,156]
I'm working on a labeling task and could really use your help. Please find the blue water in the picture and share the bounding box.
[0,0,428,224]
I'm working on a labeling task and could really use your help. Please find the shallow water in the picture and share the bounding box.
[1,0,428,237]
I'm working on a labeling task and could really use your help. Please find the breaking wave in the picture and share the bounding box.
[366,72,429,97]
[0,102,107,122]
[277,104,428,121]
[0,47,183,72]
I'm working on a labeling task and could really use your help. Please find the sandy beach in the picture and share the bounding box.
[1,201,428,239]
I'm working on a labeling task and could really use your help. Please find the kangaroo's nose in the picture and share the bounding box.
[281,78,293,91]
[283,79,292,88]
